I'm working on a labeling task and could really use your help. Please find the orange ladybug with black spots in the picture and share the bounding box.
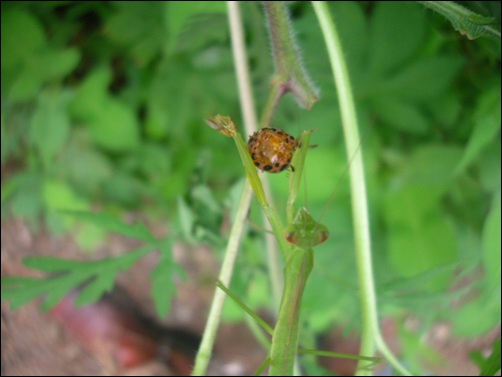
[247,128,297,173]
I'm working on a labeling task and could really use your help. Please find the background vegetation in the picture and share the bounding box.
[2,1,500,374]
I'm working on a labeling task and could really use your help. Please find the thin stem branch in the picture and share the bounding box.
[231,1,284,311]
[192,2,257,375]
[260,84,284,129]
[191,183,253,376]
[229,1,258,135]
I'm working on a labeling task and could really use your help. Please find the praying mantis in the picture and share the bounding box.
[206,115,379,375]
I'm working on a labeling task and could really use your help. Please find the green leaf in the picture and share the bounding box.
[470,338,501,376]
[56,142,112,195]
[400,144,464,189]
[106,2,167,66]
[452,288,501,336]
[29,91,71,168]
[176,13,228,54]
[428,92,463,129]
[69,66,111,121]
[75,272,117,306]
[2,272,87,311]
[75,222,108,253]
[368,2,425,75]
[379,56,464,101]
[1,246,153,311]
[478,139,501,192]
[1,10,79,103]
[88,98,140,152]
[1,10,46,69]
[7,66,45,103]
[384,146,462,288]
[150,242,183,318]
[68,67,141,152]
[374,98,429,134]
[398,322,442,372]
[136,143,172,178]
[455,89,502,174]
[41,280,81,311]
[62,211,156,242]
[8,71,42,103]
[418,1,500,41]
[145,101,170,139]
[178,197,195,242]
[166,1,226,54]
[100,172,145,206]
[23,257,83,272]
[482,193,501,290]
[8,171,45,222]
[386,205,457,287]
[41,48,80,79]
[329,2,367,76]
[192,185,221,214]
[43,180,89,212]
[1,276,43,287]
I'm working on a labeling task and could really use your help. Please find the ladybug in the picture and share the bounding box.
[247,128,297,173]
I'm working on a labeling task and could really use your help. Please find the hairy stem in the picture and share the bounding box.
[263,1,319,109]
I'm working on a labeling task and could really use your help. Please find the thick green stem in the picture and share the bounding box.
[269,248,313,375]
[313,2,411,375]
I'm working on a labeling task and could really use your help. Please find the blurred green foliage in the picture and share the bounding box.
[1,1,500,373]
[1,1,240,234]
[471,337,501,375]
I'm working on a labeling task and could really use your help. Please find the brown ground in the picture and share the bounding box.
[1,218,265,376]
[1,218,499,376]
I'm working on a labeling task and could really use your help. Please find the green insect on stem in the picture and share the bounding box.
[208,115,335,375]
[285,129,330,248]
[284,207,329,248]
[269,247,313,376]
[215,279,381,375]
[206,115,291,260]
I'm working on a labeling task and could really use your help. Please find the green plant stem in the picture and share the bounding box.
[192,3,257,375]
[260,84,283,129]
[263,203,284,308]
[232,128,290,260]
[268,130,313,376]
[269,248,313,376]
[192,183,253,376]
[229,2,259,135]
[263,1,319,109]
[232,1,284,310]
[312,2,412,376]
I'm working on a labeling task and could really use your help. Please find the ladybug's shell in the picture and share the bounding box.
[247,128,297,173]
